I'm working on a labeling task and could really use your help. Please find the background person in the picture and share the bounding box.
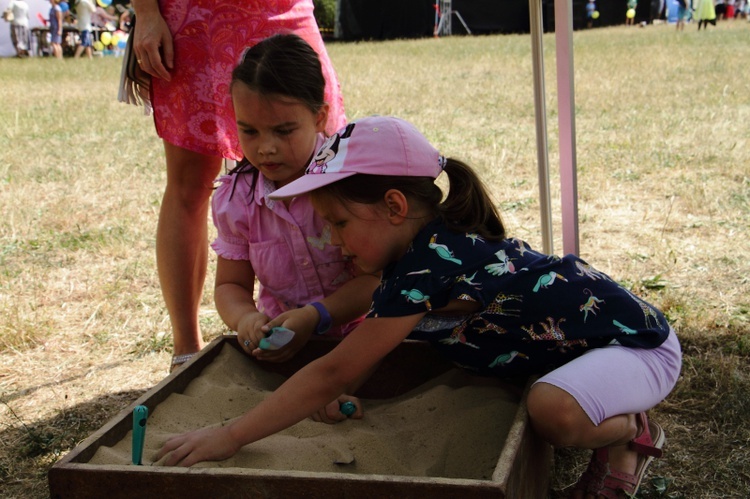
[676,0,689,29]
[586,0,596,28]
[48,0,63,58]
[73,0,95,58]
[130,0,346,372]
[5,0,30,57]
[626,0,638,25]
[91,3,117,30]
[694,0,717,28]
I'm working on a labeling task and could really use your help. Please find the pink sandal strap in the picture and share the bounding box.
[571,447,611,495]
[570,412,665,498]
[629,412,664,458]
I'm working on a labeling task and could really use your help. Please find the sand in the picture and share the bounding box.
[89,344,520,480]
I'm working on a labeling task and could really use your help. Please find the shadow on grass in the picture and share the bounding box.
[550,330,750,498]
[2,361,129,405]
[0,390,145,499]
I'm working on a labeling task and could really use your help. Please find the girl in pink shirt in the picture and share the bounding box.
[211,34,379,379]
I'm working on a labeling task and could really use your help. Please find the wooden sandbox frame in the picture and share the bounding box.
[49,335,552,498]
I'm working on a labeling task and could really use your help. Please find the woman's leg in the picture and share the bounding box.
[158,141,223,361]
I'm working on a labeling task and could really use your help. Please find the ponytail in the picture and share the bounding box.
[439,158,505,241]
[310,158,505,241]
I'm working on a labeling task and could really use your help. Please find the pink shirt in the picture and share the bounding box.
[211,138,360,336]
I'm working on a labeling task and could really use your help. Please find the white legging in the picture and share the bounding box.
[535,328,682,425]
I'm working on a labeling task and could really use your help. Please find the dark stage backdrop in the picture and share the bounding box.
[335,0,628,41]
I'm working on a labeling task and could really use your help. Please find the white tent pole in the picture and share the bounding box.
[528,0,554,255]
[554,0,580,256]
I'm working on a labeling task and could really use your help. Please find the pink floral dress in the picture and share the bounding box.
[152,0,346,160]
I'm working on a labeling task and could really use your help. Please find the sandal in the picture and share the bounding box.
[170,352,196,373]
[570,412,665,498]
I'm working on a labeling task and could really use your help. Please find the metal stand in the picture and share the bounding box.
[434,0,472,36]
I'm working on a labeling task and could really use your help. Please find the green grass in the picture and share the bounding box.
[1,21,749,497]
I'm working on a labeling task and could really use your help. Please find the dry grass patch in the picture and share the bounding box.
[1,21,749,497]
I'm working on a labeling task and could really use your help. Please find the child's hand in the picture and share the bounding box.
[310,396,363,424]
[236,311,270,354]
[254,307,318,362]
[157,425,241,467]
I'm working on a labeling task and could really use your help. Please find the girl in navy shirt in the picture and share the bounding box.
[159,116,681,498]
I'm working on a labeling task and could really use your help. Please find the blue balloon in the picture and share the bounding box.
[60,2,69,12]
[117,39,127,49]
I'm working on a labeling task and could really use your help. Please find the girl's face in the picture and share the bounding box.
[314,197,412,274]
[232,83,328,188]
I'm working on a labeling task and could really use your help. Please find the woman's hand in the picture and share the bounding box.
[157,425,241,467]
[132,9,173,80]
[310,395,363,424]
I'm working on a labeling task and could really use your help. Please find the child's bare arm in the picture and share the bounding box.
[256,273,380,362]
[157,314,424,467]
[315,272,381,328]
[214,256,268,352]
[263,272,379,334]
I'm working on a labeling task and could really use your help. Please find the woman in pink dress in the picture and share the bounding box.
[131,0,346,371]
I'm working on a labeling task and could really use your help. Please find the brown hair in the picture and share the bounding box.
[227,33,326,200]
[310,158,506,241]
[231,33,326,115]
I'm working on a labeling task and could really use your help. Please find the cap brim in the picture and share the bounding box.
[269,171,357,200]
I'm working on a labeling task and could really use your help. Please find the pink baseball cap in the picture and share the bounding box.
[270,115,444,199]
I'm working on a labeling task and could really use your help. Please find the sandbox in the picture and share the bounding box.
[48,335,551,498]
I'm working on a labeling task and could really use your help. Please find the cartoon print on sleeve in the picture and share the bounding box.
[471,317,508,335]
[484,249,516,276]
[533,271,568,292]
[621,287,662,329]
[428,234,462,265]
[489,350,528,368]
[580,288,605,322]
[465,232,485,245]
[401,288,432,310]
[613,319,638,334]
[406,269,431,275]
[484,292,523,317]
[522,317,588,353]
[440,322,479,348]
[510,238,533,257]
[574,260,610,281]
[456,271,482,288]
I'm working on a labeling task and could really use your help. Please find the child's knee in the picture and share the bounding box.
[527,382,590,447]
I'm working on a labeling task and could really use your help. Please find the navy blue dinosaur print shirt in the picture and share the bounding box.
[367,219,671,377]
